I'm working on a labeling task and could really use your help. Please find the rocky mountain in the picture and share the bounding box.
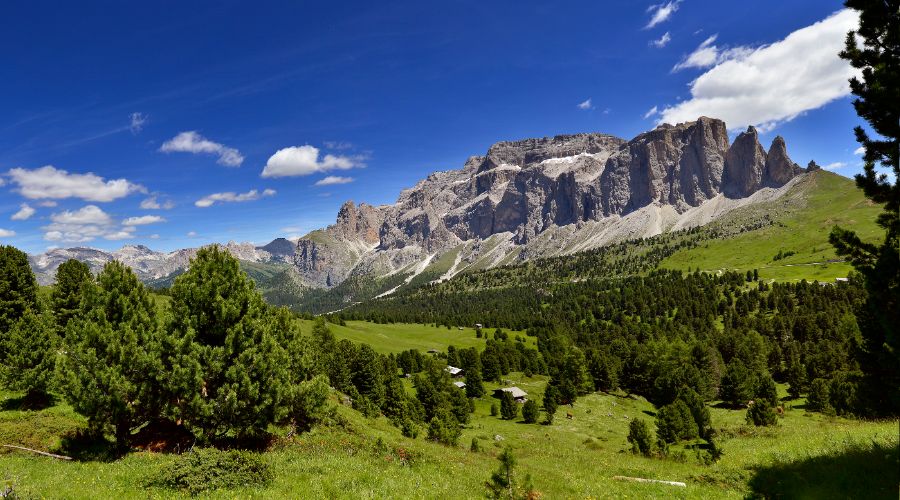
[290,117,809,297]
[30,117,811,305]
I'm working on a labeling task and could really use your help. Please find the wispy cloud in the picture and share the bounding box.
[823,162,847,170]
[853,146,865,155]
[43,205,137,243]
[130,112,147,134]
[659,10,860,131]
[671,34,753,71]
[0,229,15,238]
[643,105,659,119]
[261,145,366,178]
[6,165,144,202]
[140,196,175,210]
[160,131,244,167]
[122,215,166,226]
[577,98,594,110]
[314,176,354,186]
[323,141,354,150]
[11,203,35,221]
[645,1,681,29]
[650,31,672,48]
[195,188,276,208]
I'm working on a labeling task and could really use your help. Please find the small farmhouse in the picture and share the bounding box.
[445,366,464,378]
[453,381,466,389]
[493,387,528,402]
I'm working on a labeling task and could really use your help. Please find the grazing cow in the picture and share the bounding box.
[566,412,574,420]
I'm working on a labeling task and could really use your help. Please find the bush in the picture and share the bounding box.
[427,406,461,446]
[490,403,499,417]
[627,419,654,457]
[146,448,273,495]
[746,399,778,426]
[521,400,538,424]
[655,400,698,444]
[807,378,832,412]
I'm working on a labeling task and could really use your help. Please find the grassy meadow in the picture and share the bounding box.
[1,378,896,499]
[662,171,883,282]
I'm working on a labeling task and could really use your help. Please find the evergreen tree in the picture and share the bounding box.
[485,447,534,499]
[0,309,56,404]
[465,365,485,399]
[521,399,538,423]
[677,388,712,440]
[746,399,778,426]
[655,399,698,444]
[499,391,518,420]
[49,259,93,335]
[56,261,161,446]
[542,385,559,425]
[162,246,291,441]
[426,405,461,446]
[627,419,654,457]
[0,245,39,338]
[807,378,833,413]
[828,0,900,417]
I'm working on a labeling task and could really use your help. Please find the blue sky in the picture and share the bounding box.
[0,0,869,253]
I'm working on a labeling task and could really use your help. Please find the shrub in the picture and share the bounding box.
[521,400,538,424]
[490,403,499,417]
[746,399,778,426]
[427,406,461,446]
[146,448,272,495]
[627,419,654,457]
[807,378,832,412]
[655,400,698,444]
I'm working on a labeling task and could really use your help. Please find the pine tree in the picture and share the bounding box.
[162,246,291,442]
[50,259,93,335]
[828,0,900,417]
[0,309,56,405]
[542,385,559,425]
[521,399,538,423]
[56,261,162,446]
[0,245,39,338]
[627,419,654,457]
[464,365,485,398]
[499,391,518,420]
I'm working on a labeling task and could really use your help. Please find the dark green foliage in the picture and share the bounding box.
[0,309,56,402]
[470,437,481,452]
[755,372,778,407]
[627,419,654,457]
[677,388,712,440]
[56,261,162,445]
[464,366,485,398]
[0,245,39,336]
[807,378,832,413]
[490,403,499,417]
[50,259,93,334]
[146,448,272,495]
[746,399,778,427]
[521,399,538,424]
[291,375,332,431]
[163,246,291,442]
[719,363,757,408]
[426,406,461,446]
[499,391,518,420]
[828,0,900,417]
[542,385,559,425]
[655,399,698,444]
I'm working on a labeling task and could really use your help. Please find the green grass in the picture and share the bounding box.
[1,382,896,499]
[299,320,533,354]
[662,171,883,282]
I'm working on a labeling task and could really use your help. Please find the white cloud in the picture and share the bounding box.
[37,201,57,208]
[149,234,160,239]
[0,229,15,238]
[645,1,681,29]
[160,131,244,167]
[314,176,355,186]
[11,203,35,221]
[130,112,147,134]
[42,205,136,243]
[261,145,365,178]
[854,146,865,155]
[650,31,672,48]
[140,196,175,210]
[195,188,276,208]
[577,98,593,110]
[7,165,144,202]
[672,35,754,71]
[823,162,847,170]
[123,215,166,226]
[187,231,198,237]
[643,105,659,119]
[659,10,861,131]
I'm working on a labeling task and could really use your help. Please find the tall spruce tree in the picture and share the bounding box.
[56,261,161,445]
[0,308,56,404]
[163,246,291,441]
[50,259,93,335]
[0,245,39,337]
[829,0,900,417]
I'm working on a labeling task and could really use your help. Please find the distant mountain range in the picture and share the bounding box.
[30,117,821,306]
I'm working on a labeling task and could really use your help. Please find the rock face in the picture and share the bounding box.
[290,117,805,291]
[29,117,807,294]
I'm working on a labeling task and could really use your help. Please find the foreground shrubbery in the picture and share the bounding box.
[145,448,273,495]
